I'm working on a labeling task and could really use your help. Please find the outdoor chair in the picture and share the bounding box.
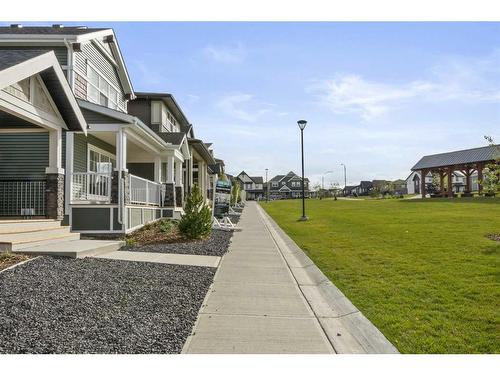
[213,216,242,231]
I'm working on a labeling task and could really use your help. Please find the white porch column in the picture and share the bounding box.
[45,128,64,174]
[188,157,194,192]
[115,130,128,172]
[154,156,162,183]
[64,132,74,214]
[166,155,175,183]
[175,159,183,186]
[199,160,206,198]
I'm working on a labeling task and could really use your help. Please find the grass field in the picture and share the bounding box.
[260,198,500,353]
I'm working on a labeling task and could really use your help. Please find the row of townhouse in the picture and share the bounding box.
[233,171,310,200]
[0,24,225,234]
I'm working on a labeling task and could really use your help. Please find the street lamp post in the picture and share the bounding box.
[341,163,347,197]
[298,120,308,221]
[265,168,269,203]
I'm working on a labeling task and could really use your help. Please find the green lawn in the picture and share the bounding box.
[260,198,500,353]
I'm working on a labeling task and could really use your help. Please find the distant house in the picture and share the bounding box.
[268,171,310,199]
[236,171,264,200]
[406,170,474,195]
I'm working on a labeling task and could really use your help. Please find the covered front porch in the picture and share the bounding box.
[68,102,190,233]
[0,50,87,220]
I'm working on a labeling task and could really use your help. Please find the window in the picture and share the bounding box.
[272,182,278,187]
[88,146,116,174]
[86,63,121,110]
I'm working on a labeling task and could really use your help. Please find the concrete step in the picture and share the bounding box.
[0,226,72,244]
[13,239,125,258]
[0,219,61,234]
[1,232,81,251]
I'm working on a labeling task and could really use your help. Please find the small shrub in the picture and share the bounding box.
[178,185,212,239]
[125,238,137,247]
[159,219,177,233]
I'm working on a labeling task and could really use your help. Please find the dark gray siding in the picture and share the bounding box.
[81,108,128,124]
[127,163,154,181]
[74,42,126,110]
[72,207,110,231]
[127,99,151,127]
[0,46,68,66]
[0,132,48,178]
[73,133,116,173]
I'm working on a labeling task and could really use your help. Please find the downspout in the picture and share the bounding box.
[63,38,74,89]
[117,128,124,225]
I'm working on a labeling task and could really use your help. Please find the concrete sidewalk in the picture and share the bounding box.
[183,202,333,354]
[183,201,398,354]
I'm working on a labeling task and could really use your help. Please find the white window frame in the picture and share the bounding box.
[87,144,116,174]
[85,61,125,112]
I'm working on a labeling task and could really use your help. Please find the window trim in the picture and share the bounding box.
[87,144,116,174]
[84,60,125,112]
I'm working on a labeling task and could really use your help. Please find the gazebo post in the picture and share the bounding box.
[447,167,453,197]
[477,162,484,196]
[439,170,445,197]
[420,169,427,199]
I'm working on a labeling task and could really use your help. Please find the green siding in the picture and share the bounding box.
[73,133,116,173]
[0,133,48,178]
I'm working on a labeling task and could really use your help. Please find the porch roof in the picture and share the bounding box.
[188,138,216,165]
[0,50,87,133]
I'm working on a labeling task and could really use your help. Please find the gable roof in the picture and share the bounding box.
[270,175,285,182]
[412,145,500,170]
[0,26,109,36]
[250,176,264,184]
[0,50,87,133]
[0,25,134,98]
[133,92,192,135]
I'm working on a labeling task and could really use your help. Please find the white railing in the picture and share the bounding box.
[129,174,164,206]
[71,172,111,202]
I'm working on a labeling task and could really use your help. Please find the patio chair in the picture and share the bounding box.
[213,216,242,231]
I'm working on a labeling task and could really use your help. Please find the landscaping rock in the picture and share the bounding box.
[121,229,233,257]
[0,256,215,354]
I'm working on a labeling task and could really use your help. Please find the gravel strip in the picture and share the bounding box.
[0,256,215,354]
[121,229,233,257]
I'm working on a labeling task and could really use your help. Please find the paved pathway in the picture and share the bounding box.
[183,202,335,354]
[183,201,398,354]
[94,251,221,268]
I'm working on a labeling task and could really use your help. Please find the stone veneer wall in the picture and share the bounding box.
[46,173,64,220]
[175,186,183,208]
[111,171,130,204]
[163,183,175,207]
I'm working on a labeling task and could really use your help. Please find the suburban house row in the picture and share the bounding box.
[233,170,310,200]
[0,25,225,234]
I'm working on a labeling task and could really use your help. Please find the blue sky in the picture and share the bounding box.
[11,22,500,186]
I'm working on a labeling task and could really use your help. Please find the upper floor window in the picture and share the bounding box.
[152,102,179,132]
[87,63,121,111]
[272,182,278,187]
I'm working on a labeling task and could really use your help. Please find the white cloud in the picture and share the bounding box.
[309,52,500,121]
[203,43,246,64]
[215,93,276,122]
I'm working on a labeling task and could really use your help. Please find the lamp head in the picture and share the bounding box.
[297,120,307,130]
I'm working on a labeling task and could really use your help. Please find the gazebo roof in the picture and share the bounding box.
[411,145,500,171]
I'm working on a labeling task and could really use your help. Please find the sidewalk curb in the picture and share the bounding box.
[257,204,399,354]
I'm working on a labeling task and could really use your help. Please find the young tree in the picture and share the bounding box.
[230,182,240,206]
[178,184,212,239]
[481,136,500,195]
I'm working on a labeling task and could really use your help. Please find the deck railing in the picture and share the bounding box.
[0,179,46,216]
[129,174,164,206]
[71,172,111,202]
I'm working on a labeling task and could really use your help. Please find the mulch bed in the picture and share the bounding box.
[0,253,32,272]
[121,229,233,257]
[485,233,500,242]
[0,256,215,354]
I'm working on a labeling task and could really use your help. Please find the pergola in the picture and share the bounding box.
[411,145,500,198]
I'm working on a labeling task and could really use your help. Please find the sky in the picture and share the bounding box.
[9,22,500,187]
